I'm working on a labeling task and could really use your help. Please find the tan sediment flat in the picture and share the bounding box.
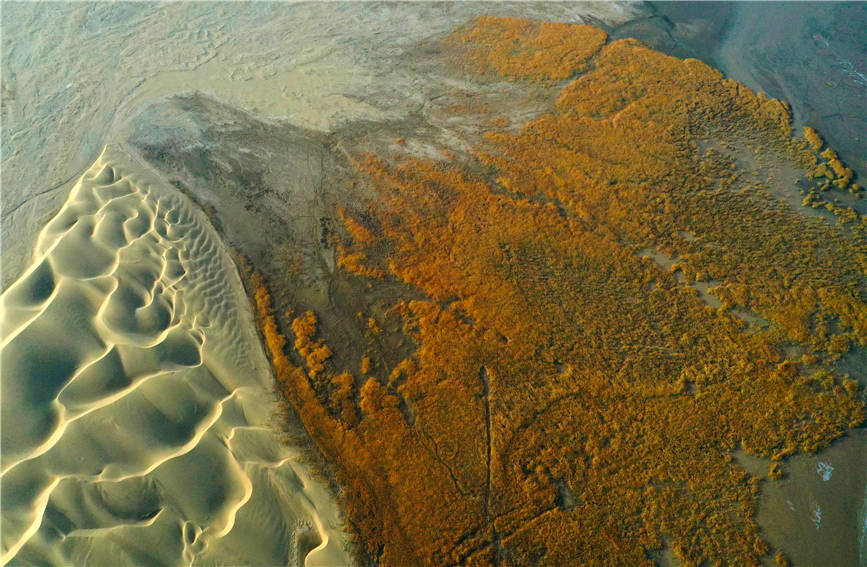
[0,148,350,566]
[1,2,643,289]
[756,430,867,567]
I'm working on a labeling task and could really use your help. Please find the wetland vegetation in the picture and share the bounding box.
[242,16,867,567]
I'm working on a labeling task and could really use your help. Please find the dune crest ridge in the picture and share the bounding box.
[1,147,350,566]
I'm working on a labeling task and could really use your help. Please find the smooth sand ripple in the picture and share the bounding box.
[1,147,350,566]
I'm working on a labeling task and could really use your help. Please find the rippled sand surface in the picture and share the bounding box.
[1,148,349,566]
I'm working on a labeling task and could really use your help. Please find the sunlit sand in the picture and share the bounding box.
[1,148,348,566]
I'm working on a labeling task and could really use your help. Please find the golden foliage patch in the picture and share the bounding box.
[258,18,866,567]
[448,16,607,81]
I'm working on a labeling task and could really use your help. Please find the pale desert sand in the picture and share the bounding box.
[1,148,349,566]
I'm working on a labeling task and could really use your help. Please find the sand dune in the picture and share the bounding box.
[1,148,350,566]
